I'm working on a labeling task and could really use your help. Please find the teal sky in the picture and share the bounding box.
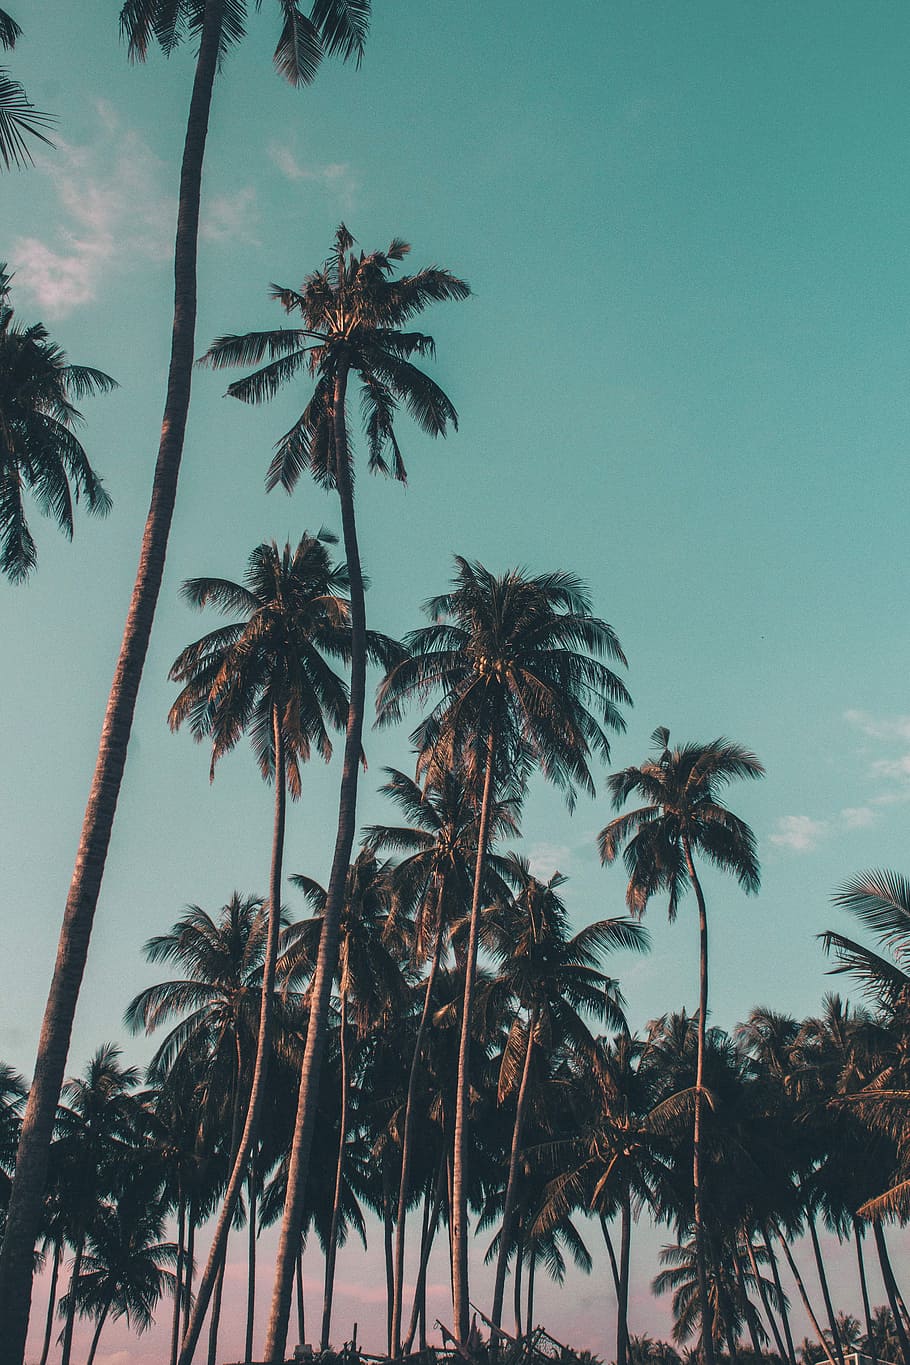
[3,2,910,1360]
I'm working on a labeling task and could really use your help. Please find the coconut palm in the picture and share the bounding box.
[0,265,114,580]
[0,12,53,169]
[599,728,763,1365]
[202,223,468,1361]
[486,857,649,1332]
[0,11,370,1349]
[377,557,631,1341]
[168,531,376,1365]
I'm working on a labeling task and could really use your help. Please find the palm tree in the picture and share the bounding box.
[0,264,115,580]
[0,11,53,169]
[202,223,468,1363]
[0,9,371,1352]
[599,728,763,1365]
[486,857,649,1332]
[377,557,631,1342]
[168,531,369,1365]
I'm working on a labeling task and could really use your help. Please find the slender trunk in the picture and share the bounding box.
[452,724,498,1344]
[384,1161,395,1358]
[184,1206,196,1340]
[808,1213,843,1365]
[418,1180,432,1354]
[246,1167,258,1363]
[207,1245,228,1365]
[854,1221,874,1365]
[617,1190,632,1365]
[60,1234,85,1365]
[85,1295,113,1365]
[744,1229,788,1363]
[0,10,224,1355]
[320,993,349,1351]
[599,1213,620,1300]
[775,1229,836,1365]
[734,1244,762,1358]
[762,1226,797,1365]
[178,709,287,1365]
[392,928,444,1358]
[404,1150,448,1356]
[38,1240,61,1365]
[171,1193,187,1365]
[491,1006,538,1332]
[295,1244,305,1348]
[266,359,366,1363]
[514,1241,523,1338]
[682,836,715,1365]
[873,1222,910,1365]
[526,1249,536,1333]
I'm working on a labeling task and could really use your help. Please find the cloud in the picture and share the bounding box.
[202,188,260,245]
[268,140,357,207]
[840,805,875,829]
[844,709,910,743]
[526,842,571,878]
[11,102,174,316]
[770,815,828,853]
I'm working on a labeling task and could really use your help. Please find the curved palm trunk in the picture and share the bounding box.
[85,1293,113,1365]
[246,1166,258,1364]
[207,1249,228,1365]
[178,710,287,1365]
[599,1213,620,1299]
[775,1229,836,1365]
[183,1204,196,1340]
[403,1148,448,1356]
[491,1007,538,1332]
[60,1234,86,1365]
[514,1241,524,1338]
[873,1222,910,1365]
[37,1239,61,1365]
[391,928,444,1358]
[681,836,715,1365]
[171,1192,187,1365]
[320,993,349,1351]
[266,361,368,1364]
[853,1221,874,1364]
[452,725,498,1345]
[743,1229,788,1363]
[0,9,225,1357]
[808,1213,843,1365]
[761,1226,797,1365]
[617,1190,632,1365]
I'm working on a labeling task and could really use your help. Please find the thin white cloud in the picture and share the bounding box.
[840,805,875,830]
[844,709,910,743]
[526,842,571,879]
[770,815,828,854]
[201,187,260,245]
[268,140,357,207]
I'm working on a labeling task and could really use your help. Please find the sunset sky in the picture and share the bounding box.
[3,2,910,1361]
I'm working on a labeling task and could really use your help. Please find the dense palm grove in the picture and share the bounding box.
[2,4,910,1365]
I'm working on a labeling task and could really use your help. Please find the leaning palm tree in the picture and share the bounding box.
[0,265,115,580]
[376,557,631,1342]
[202,224,469,1362]
[599,728,763,1365]
[0,11,53,170]
[168,531,379,1365]
[0,9,371,1353]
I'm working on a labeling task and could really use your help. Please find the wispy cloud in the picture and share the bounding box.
[202,188,260,245]
[844,709,910,743]
[770,815,828,854]
[268,139,357,208]
[844,709,910,804]
[840,805,875,829]
[526,842,571,879]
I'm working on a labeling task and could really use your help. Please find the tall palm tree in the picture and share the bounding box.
[0,11,53,169]
[0,10,370,1354]
[377,557,631,1342]
[0,264,115,580]
[202,224,468,1363]
[599,728,763,1365]
[168,531,372,1365]
[486,857,649,1332]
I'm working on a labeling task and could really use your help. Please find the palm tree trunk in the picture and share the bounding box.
[491,1007,538,1332]
[514,1241,523,1338]
[37,1240,61,1365]
[526,1248,536,1333]
[733,1246,762,1358]
[682,835,715,1365]
[207,1228,229,1365]
[617,1189,632,1365]
[384,1160,395,1358]
[452,723,498,1345]
[171,1192,187,1365]
[808,1213,844,1365]
[60,1234,85,1365]
[178,709,287,1365]
[403,1149,448,1356]
[85,1294,113,1365]
[184,1204,196,1341]
[873,1222,910,1365]
[392,927,444,1357]
[853,1221,874,1365]
[246,1166,258,1364]
[0,9,224,1354]
[599,1213,620,1299]
[744,1229,788,1363]
[761,1226,797,1365]
[266,358,366,1364]
[320,993,349,1352]
[418,1180,432,1354]
[295,1243,305,1347]
[775,1229,837,1365]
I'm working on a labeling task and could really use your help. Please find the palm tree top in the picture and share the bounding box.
[120,0,370,81]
